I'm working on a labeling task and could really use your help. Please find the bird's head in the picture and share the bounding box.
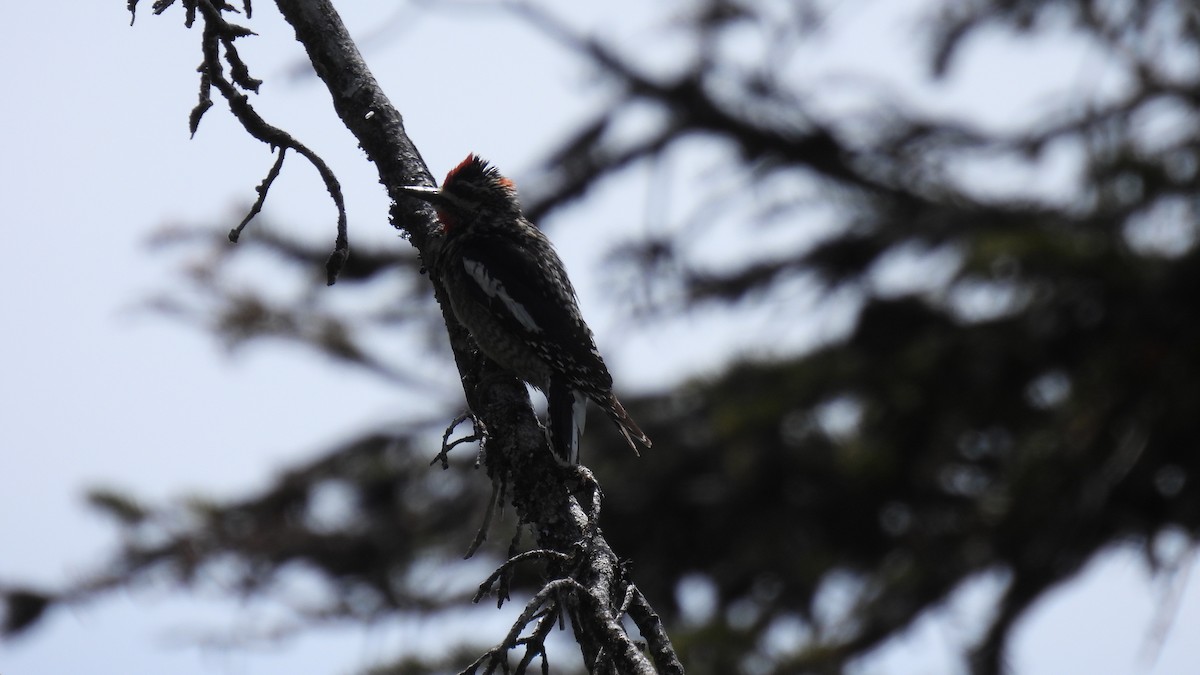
[396,154,521,233]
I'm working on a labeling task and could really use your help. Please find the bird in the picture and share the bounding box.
[395,154,651,464]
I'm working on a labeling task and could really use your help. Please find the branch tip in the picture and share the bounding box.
[325,246,349,286]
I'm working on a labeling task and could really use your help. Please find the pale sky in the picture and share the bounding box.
[1,2,1198,674]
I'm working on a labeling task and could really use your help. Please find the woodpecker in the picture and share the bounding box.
[397,154,651,463]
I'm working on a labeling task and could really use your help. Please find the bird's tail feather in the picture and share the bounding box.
[604,394,651,456]
[550,386,652,463]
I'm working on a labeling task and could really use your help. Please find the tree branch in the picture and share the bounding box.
[268,1,668,671]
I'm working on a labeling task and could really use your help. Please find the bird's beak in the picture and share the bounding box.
[394,184,446,205]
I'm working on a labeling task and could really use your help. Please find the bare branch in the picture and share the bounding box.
[627,587,685,675]
[228,146,286,243]
[192,0,349,283]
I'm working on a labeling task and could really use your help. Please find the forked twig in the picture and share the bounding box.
[461,578,587,675]
[433,411,486,469]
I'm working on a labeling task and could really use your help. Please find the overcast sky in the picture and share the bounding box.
[2,2,1199,674]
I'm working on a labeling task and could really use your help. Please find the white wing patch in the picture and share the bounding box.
[571,388,588,460]
[463,258,543,334]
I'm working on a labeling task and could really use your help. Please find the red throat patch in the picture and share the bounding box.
[434,206,457,233]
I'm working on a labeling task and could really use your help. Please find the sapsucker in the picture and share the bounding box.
[397,154,651,463]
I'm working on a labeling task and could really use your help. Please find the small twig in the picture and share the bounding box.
[433,411,484,469]
[473,549,572,604]
[463,620,559,675]
[464,480,500,561]
[494,526,524,606]
[229,146,287,243]
[217,27,261,92]
[436,410,491,560]
[616,581,636,620]
[189,68,213,136]
[513,611,559,675]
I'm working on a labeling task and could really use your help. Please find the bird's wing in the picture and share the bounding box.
[455,237,613,388]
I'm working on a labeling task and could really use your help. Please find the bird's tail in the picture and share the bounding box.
[603,393,652,456]
[549,387,652,463]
